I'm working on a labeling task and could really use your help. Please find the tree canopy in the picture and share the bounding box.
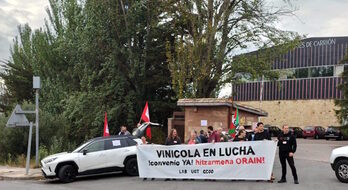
[164,0,300,98]
[335,50,348,126]
[0,0,300,158]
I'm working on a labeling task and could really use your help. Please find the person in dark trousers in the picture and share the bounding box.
[165,129,182,145]
[199,130,208,143]
[254,122,274,182]
[164,129,181,181]
[254,122,271,141]
[277,125,299,184]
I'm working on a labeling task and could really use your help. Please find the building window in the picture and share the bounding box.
[295,68,309,79]
[345,64,348,71]
[310,66,333,78]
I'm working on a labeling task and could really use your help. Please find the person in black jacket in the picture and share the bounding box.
[233,129,247,142]
[254,122,271,141]
[277,125,299,184]
[254,122,275,181]
[199,130,208,143]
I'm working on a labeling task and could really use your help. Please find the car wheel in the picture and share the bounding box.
[125,158,138,176]
[335,160,348,183]
[337,136,344,141]
[315,135,319,139]
[304,137,307,139]
[326,138,329,140]
[58,165,77,183]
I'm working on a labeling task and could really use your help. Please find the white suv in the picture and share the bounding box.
[330,145,348,183]
[41,136,142,183]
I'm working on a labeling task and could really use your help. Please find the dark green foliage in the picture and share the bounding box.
[335,49,348,127]
[0,0,177,159]
[0,0,301,160]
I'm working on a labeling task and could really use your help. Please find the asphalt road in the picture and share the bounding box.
[1,139,347,190]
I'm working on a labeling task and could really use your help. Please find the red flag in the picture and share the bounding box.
[103,112,110,137]
[146,127,152,140]
[141,101,150,122]
[141,102,151,139]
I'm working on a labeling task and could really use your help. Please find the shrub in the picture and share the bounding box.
[341,125,348,140]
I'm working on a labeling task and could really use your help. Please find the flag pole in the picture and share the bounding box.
[138,117,142,125]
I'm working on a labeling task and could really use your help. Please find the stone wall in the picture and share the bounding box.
[181,106,260,140]
[237,100,340,128]
[184,106,230,140]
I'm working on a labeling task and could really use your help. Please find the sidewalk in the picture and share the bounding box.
[0,166,43,180]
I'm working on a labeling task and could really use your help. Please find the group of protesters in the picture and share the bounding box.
[163,122,299,184]
[165,122,271,145]
[119,121,298,184]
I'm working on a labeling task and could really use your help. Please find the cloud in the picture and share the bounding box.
[219,0,348,97]
[275,0,348,37]
[0,0,49,61]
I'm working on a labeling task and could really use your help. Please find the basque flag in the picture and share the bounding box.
[229,107,239,138]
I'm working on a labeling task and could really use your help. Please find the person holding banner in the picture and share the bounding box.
[247,127,258,141]
[277,125,299,184]
[254,122,274,182]
[233,129,247,142]
[199,130,208,143]
[187,130,200,144]
[140,136,155,181]
[218,127,228,142]
[165,129,182,145]
[141,136,148,144]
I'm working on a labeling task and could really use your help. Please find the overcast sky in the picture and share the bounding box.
[1,0,348,61]
[0,0,49,62]
[1,0,348,93]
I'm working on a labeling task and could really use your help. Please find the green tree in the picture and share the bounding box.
[335,50,348,127]
[165,0,300,98]
[0,0,178,157]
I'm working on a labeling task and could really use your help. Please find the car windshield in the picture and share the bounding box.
[305,127,313,130]
[72,141,92,153]
[328,127,338,132]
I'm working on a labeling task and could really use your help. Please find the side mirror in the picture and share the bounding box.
[83,149,88,155]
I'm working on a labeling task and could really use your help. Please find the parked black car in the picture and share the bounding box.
[325,126,344,141]
[289,127,303,138]
[264,125,282,137]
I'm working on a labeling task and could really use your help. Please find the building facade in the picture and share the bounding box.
[168,98,267,140]
[232,37,348,128]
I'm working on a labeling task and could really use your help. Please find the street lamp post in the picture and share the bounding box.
[33,77,40,167]
[6,76,41,174]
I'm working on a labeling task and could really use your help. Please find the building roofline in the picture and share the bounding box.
[177,98,268,116]
[233,103,268,116]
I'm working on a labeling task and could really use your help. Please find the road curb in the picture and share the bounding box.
[0,174,44,181]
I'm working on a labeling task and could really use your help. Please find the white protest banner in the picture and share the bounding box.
[137,141,277,180]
